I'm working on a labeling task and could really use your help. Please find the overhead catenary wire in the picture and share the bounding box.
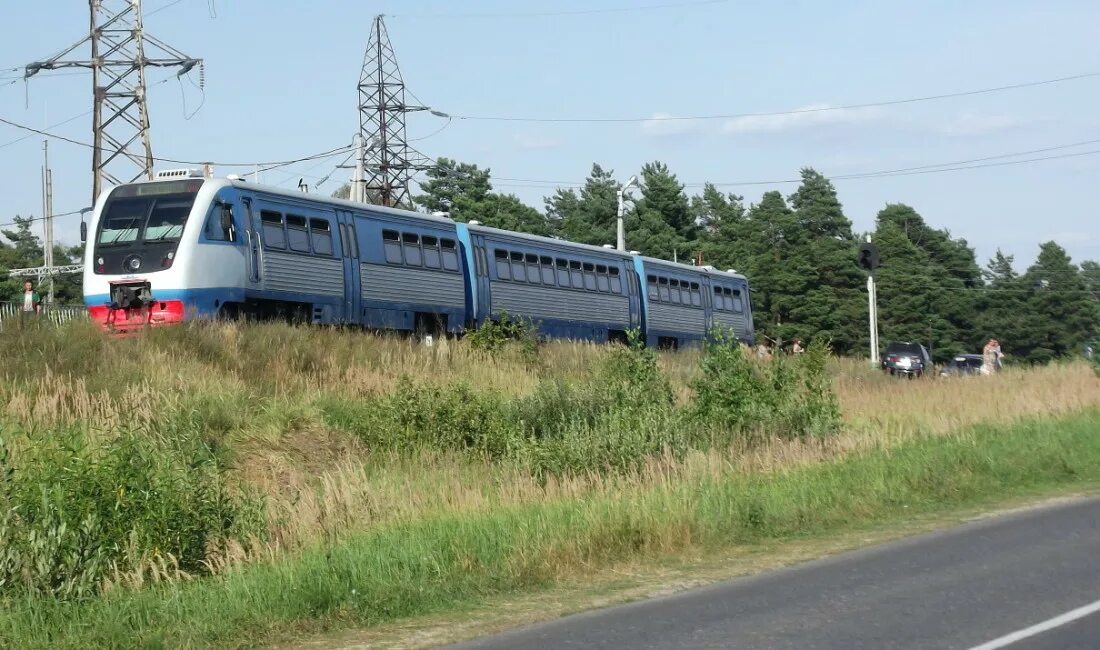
[390,0,728,20]
[444,71,1100,123]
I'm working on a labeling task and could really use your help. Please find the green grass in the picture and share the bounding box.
[3,408,1099,649]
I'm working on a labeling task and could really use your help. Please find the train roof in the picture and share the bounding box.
[466,223,634,259]
[641,256,748,281]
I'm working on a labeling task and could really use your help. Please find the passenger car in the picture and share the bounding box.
[882,341,933,378]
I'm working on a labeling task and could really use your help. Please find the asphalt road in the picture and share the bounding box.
[448,495,1100,649]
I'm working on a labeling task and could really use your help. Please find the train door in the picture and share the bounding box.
[626,267,642,330]
[470,232,491,327]
[337,211,362,324]
[241,196,263,292]
[701,276,715,338]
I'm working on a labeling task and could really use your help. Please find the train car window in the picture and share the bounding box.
[596,265,610,293]
[286,215,310,253]
[260,211,286,249]
[309,219,333,255]
[669,280,681,304]
[569,260,583,289]
[690,283,702,307]
[539,256,555,285]
[712,287,724,311]
[523,253,540,284]
[440,238,459,271]
[555,258,570,286]
[610,272,622,294]
[495,249,511,280]
[658,277,670,302]
[382,229,402,264]
[509,251,525,281]
[581,263,597,291]
[402,232,422,266]
[422,235,441,269]
[731,289,744,313]
[647,275,658,300]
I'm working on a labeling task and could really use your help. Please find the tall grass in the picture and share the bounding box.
[0,320,1098,646]
[3,409,1100,649]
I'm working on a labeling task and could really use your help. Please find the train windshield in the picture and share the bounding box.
[96,180,202,248]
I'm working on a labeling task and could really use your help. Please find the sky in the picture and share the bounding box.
[1,0,1099,269]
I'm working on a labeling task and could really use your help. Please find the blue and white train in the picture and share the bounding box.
[83,170,754,347]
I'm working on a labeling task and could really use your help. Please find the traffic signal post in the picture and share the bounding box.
[859,238,881,364]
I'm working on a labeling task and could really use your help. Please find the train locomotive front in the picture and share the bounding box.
[82,173,243,332]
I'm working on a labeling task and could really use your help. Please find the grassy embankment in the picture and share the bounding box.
[0,321,1098,648]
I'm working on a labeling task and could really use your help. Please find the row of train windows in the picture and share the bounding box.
[647,275,703,307]
[260,211,334,256]
[382,230,460,272]
[494,249,624,294]
[713,286,744,313]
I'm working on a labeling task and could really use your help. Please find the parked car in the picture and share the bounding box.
[939,354,984,377]
[882,341,933,378]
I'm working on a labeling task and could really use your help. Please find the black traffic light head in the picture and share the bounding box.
[858,242,880,271]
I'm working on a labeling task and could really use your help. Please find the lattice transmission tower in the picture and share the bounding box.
[25,0,201,206]
[355,15,433,208]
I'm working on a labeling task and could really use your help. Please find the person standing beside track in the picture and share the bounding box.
[17,280,41,328]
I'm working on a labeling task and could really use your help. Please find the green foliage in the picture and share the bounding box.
[0,428,263,601]
[691,332,840,440]
[0,216,83,306]
[545,164,620,246]
[415,158,551,235]
[466,311,539,363]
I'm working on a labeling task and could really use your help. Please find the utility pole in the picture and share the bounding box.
[25,0,201,206]
[42,141,55,306]
[616,175,638,251]
[357,15,433,208]
[859,237,881,364]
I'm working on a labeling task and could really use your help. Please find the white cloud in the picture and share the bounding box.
[511,132,561,150]
[640,112,702,138]
[720,104,885,135]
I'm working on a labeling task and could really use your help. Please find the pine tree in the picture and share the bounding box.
[1014,242,1099,362]
[784,169,864,354]
[414,158,549,235]
[544,164,619,246]
[625,161,694,259]
[693,183,747,268]
[738,191,806,343]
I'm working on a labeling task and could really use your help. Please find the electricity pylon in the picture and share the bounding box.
[25,0,201,206]
[356,14,433,208]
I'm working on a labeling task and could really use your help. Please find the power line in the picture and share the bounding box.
[391,0,728,20]
[446,71,1100,123]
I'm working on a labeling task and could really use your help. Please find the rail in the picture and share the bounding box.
[0,301,88,330]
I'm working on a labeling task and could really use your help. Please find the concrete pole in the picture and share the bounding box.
[352,134,365,203]
[616,187,626,251]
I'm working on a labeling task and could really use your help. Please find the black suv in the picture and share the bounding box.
[882,341,933,378]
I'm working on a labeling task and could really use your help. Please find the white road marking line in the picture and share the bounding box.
[968,598,1100,650]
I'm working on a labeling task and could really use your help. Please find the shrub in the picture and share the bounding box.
[0,428,264,601]
[466,311,539,364]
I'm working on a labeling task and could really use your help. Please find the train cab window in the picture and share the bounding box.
[402,232,422,266]
[658,277,670,302]
[422,235,441,269]
[286,215,310,253]
[596,265,610,292]
[383,229,402,264]
[509,251,525,281]
[569,260,583,289]
[582,262,597,291]
[440,238,459,271]
[495,249,511,280]
[609,267,622,294]
[555,259,570,286]
[204,203,235,242]
[260,211,286,249]
[309,219,334,255]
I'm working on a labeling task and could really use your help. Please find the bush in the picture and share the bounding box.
[0,428,264,601]
[690,332,840,440]
[466,311,539,364]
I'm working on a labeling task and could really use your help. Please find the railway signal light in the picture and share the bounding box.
[858,242,880,271]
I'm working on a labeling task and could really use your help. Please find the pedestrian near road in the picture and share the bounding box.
[981,338,1002,376]
[17,280,41,328]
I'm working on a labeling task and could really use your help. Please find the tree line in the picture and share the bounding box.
[410,159,1100,363]
[0,216,83,306]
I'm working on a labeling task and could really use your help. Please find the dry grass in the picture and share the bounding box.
[2,322,1098,560]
